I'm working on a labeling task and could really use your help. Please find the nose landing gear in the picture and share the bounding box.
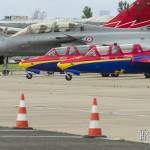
[65,73,72,81]
[26,73,33,79]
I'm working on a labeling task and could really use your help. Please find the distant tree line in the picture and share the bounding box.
[82,6,93,19]
[32,1,130,20]
[118,1,130,13]
[32,9,47,20]
[81,1,130,19]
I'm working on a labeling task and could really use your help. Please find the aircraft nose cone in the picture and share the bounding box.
[19,60,32,69]
[19,60,24,68]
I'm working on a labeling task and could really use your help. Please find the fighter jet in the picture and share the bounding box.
[0,0,150,75]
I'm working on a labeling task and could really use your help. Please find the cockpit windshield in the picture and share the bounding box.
[119,44,134,53]
[56,47,67,55]
[96,46,109,55]
[46,45,94,57]
[46,49,58,57]
[46,47,67,57]
[86,48,98,57]
[86,46,109,57]
[77,45,93,54]
[142,44,150,51]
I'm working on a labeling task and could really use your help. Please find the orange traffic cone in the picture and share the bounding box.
[88,98,103,137]
[16,94,30,129]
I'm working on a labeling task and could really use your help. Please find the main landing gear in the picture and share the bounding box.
[101,73,110,77]
[2,57,9,76]
[101,73,119,77]
[65,73,120,81]
[111,73,119,77]
[2,70,9,76]
[144,73,150,78]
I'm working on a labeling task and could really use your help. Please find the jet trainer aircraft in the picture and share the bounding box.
[0,0,149,75]
[19,45,93,79]
[57,44,150,80]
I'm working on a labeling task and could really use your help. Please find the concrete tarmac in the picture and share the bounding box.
[0,73,150,142]
[0,127,149,150]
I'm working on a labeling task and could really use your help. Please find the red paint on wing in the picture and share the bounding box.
[137,58,150,63]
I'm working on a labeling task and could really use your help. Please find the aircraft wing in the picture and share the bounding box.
[133,55,150,66]
[134,58,150,63]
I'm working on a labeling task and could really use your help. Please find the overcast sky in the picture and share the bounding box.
[0,0,135,19]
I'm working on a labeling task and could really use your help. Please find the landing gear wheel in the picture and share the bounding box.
[47,71,54,76]
[144,73,150,78]
[2,57,9,76]
[26,73,33,79]
[2,70,9,76]
[65,74,72,81]
[101,73,110,77]
[111,73,119,77]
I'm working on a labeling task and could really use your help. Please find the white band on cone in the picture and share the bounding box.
[17,114,27,121]
[89,121,100,128]
[91,106,98,113]
[19,100,26,107]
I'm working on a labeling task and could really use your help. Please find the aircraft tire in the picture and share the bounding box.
[47,71,54,76]
[144,73,150,78]
[2,70,9,76]
[101,73,110,77]
[111,73,119,77]
[65,74,72,81]
[26,73,33,79]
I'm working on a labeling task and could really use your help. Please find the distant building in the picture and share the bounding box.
[4,16,28,21]
[99,10,110,16]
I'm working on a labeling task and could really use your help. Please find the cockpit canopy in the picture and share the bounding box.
[86,44,150,57]
[45,45,94,57]
[45,44,150,58]
[12,21,79,36]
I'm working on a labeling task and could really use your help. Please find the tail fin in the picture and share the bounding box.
[104,0,150,28]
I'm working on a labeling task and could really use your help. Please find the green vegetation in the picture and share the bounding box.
[0,64,25,71]
[118,1,130,13]
[82,6,93,19]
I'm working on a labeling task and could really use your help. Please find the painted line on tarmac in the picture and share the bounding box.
[0,135,83,138]
[0,135,122,141]
[0,130,37,132]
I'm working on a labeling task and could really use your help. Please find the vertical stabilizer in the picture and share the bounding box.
[104,0,150,28]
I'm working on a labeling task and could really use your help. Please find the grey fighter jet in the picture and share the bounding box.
[0,0,149,75]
